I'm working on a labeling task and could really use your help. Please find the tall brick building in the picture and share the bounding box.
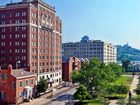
[0,0,62,86]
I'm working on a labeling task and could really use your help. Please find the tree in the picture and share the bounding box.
[108,63,124,78]
[36,78,48,95]
[72,58,124,97]
[122,59,131,72]
[72,71,81,83]
[74,85,92,101]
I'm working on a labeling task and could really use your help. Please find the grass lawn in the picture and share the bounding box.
[74,100,101,105]
[113,76,133,85]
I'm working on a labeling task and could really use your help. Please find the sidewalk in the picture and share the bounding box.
[129,75,139,97]
[20,86,72,105]
[109,75,139,105]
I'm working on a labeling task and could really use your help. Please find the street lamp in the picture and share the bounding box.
[16,61,20,69]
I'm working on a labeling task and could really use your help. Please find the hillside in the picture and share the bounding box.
[117,44,140,61]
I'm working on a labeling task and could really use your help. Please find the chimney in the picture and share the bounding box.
[8,64,12,75]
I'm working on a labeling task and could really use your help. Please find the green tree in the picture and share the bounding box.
[122,59,131,72]
[37,78,48,95]
[72,58,124,97]
[108,63,124,78]
[74,85,92,101]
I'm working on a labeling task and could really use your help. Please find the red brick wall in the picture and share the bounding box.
[62,57,73,82]
[0,7,29,69]
[0,66,36,104]
[16,76,36,104]
[0,69,16,104]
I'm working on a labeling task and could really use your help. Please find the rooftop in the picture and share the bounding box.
[0,0,55,12]
[12,69,36,79]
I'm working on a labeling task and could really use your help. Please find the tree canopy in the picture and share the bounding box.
[37,78,48,94]
[74,84,92,101]
[72,58,124,96]
[121,59,131,71]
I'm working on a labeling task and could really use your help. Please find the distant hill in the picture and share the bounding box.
[117,44,140,61]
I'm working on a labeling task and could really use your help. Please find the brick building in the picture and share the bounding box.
[0,65,36,104]
[0,0,62,86]
[62,57,81,82]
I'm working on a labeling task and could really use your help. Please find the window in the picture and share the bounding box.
[22,34,26,38]
[9,27,12,31]
[9,49,12,53]
[22,12,26,16]
[0,91,6,99]
[19,91,23,98]
[22,19,26,23]
[1,28,5,32]
[19,81,22,87]
[9,34,12,38]
[1,35,5,39]
[25,80,28,86]
[15,12,20,17]
[11,82,15,89]
[15,42,20,45]
[22,27,26,31]
[1,14,5,18]
[9,42,12,46]
[15,27,20,31]
[9,20,12,24]
[15,34,20,38]
[15,20,20,24]
[0,74,7,79]
[1,42,5,46]
[1,20,5,24]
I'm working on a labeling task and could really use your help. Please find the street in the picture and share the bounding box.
[45,87,76,105]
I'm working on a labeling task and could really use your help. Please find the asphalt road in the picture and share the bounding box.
[45,87,76,105]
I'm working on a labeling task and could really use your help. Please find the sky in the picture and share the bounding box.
[1,0,140,49]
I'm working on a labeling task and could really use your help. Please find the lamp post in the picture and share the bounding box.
[16,61,20,69]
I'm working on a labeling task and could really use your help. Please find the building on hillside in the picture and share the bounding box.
[0,0,62,86]
[62,57,81,82]
[0,65,36,104]
[62,36,117,63]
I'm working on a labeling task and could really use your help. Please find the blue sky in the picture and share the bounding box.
[1,0,140,49]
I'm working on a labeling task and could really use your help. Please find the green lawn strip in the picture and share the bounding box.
[106,76,133,99]
[106,94,127,99]
[84,100,101,105]
[113,76,133,85]
[74,100,101,105]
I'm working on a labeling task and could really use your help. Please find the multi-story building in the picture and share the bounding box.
[63,36,117,63]
[62,57,81,82]
[0,0,62,86]
[0,65,36,104]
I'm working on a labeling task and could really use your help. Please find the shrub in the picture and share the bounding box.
[74,85,92,101]
[135,85,140,94]
[106,84,129,94]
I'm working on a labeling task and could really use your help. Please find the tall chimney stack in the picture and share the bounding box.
[8,64,12,75]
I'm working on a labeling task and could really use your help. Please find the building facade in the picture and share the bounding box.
[63,36,117,63]
[62,57,81,82]
[0,65,36,104]
[0,0,62,86]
